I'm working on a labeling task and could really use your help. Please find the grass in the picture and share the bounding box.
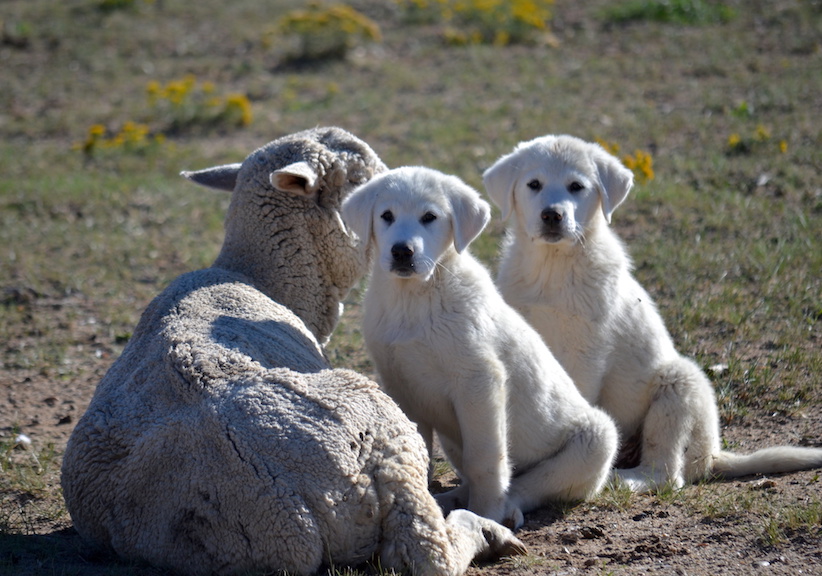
[1,0,821,573]
[0,431,65,535]
[682,478,822,547]
[599,0,736,25]
[759,496,822,547]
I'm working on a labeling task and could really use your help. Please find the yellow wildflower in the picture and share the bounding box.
[632,149,654,182]
[146,80,161,104]
[494,30,510,46]
[225,93,253,126]
[595,138,620,155]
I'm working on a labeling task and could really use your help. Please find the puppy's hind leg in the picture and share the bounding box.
[505,409,618,528]
[616,356,720,492]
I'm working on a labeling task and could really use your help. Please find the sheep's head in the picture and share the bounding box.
[182,127,386,342]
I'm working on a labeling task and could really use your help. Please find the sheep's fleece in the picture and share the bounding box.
[62,127,525,576]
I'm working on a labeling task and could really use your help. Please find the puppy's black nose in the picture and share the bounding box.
[391,243,414,262]
[541,209,563,223]
[390,243,415,275]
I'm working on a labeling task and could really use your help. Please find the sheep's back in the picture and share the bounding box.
[62,268,418,575]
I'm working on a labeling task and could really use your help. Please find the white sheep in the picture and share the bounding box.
[61,127,525,576]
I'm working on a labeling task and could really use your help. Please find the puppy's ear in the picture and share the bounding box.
[270,161,320,197]
[340,180,377,250]
[449,179,491,253]
[482,153,519,221]
[591,145,634,223]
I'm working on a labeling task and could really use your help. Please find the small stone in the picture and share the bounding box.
[14,433,32,449]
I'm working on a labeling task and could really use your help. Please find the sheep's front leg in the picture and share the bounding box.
[377,436,525,576]
[443,509,527,572]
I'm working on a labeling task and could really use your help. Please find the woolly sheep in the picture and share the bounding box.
[61,127,525,576]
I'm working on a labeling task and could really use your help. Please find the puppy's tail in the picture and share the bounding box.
[712,446,822,479]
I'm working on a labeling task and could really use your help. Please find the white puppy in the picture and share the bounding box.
[342,166,618,528]
[484,134,822,492]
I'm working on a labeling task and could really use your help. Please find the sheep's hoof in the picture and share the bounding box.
[481,526,528,559]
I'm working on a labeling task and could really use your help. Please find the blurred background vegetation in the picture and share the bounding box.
[0,0,820,570]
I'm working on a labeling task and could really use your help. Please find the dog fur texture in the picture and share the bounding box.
[342,166,619,528]
[483,134,822,492]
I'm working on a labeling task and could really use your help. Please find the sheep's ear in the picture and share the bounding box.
[591,145,634,223]
[482,153,520,221]
[450,180,491,253]
[340,182,376,250]
[271,161,319,197]
[181,163,241,192]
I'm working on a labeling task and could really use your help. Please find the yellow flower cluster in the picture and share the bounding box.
[727,124,786,155]
[75,76,252,157]
[146,75,199,106]
[72,121,162,156]
[274,2,382,61]
[397,0,553,45]
[597,139,655,183]
[146,75,253,128]
[622,149,655,183]
[224,93,253,127]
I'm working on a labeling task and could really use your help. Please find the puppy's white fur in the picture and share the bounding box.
[484,134,822,492]
[342,166,618,528]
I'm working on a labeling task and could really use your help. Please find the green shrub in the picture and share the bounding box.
[73,75,252,159]
[72,121,164,160]
[146,75,253,134]
[601,0,735,25]
[396,0,555,46]
[271,2,382,62]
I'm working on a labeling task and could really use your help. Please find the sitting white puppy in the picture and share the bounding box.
[342,166,618,529]
[483,134,822,492]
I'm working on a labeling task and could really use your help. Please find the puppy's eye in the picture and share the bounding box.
[568,181,585,193]
[526,179,542,191]
[420,212,437,225]
[380,210,394,224]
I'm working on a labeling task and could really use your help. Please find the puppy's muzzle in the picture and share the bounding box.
[390,242,415,276]
[540,208,564,241]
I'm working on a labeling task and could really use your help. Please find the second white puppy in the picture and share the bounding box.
[342,166,618,529]
[483,134,822,493]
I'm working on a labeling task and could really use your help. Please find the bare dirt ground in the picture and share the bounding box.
[1,291,821,576]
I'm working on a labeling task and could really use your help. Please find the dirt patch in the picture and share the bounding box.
[2,304,821,576]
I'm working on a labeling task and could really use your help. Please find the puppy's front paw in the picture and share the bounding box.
[502,505,525,531]
[612,467,675,493]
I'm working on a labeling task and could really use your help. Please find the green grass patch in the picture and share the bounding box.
[0,431,65,535]
[601,0,735,25]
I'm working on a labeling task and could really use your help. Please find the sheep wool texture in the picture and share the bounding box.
[61,128,511,576]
